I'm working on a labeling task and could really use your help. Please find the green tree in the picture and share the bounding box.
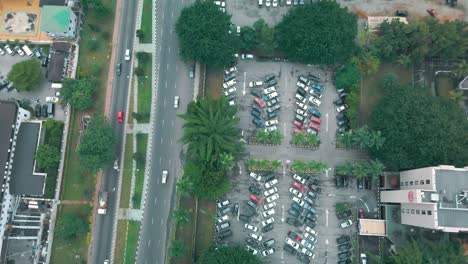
[87,39,98,50]
[305,133,319,146]
[335,62,361,91]
[270,130,283,145]
[248,159,259,171]
[173,207,191,225]
[169,240,185,258]
[390,240,424,264]
[367,159,385,179]
[136,29,144,40]
[256,130,270,143]
[253,19,276,55]
[306,161,328,174]
[336,162,353,176]
[94,0,111,17]
[425,18,467,60]
[351,52,380,75]
[195,168,231,199]
[78,116,116,172]
[448,90,467,105]
[292,132,306,146]
[239,26,256,50]
[35,144,60,170]
[291,160,306,173]
[55,214,88,240]
[175,1,239,67]
[452,60,468,80]
[346,88,360,129]
[179,96,242,165]
[219,152,235,170]
[176,177,194,197]
[351,162,370,179]
[61,78,98,111]
[276,1,357,64]
[43,120,64,147]
[7,59,42,91]
[199,245,262,264]
[370,83,468,170]
[136,52,150,62]
[271,160,282,172]
[134,67,144,76]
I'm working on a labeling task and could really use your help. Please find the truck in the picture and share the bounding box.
[98,191,108,215]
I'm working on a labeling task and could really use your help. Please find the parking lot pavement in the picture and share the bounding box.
[0,51,66,122]
[227,0,291,28]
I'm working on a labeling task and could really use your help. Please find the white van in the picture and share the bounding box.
[258,0,263,6]
[125,49,130,61]
[22,45,33,57]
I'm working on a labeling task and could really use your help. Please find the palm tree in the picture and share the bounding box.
[448,90,467,105]
[176,177,194,197]
[219,152,235,170]
[397,54,412,67]
[452,59,468,80]
[292,133,306,146]
[173,207,191,225]
[179,97,243,165]
[291,160,306,173]
[169,240,185,258]
[271,160,282,171]
[270,131,283,145]
[367,159,385,179]
[337,131,353,148]
[256,130,270,144]
[370,130,386,150]
[305,133,319,147]
[306,161,328,173]
[336,162,353,176]
[259,159,270,171]
[352,162,370,179]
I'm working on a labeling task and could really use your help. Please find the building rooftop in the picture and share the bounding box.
[47,53,66,82]
[39,0,67,7]
[0,101,17,181]
[9,123,45,196]
[435,167,468,229]
[40,5,72,33]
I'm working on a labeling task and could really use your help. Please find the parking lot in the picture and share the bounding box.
[213,57,378,263]
[0,46,65,121]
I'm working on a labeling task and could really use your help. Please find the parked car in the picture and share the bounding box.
[251,89,263,98]
[264,86,277,94]
[338,243,351,252]
[291,202,304,213]
[286,217,301,227]
[288,208,300,217]
[295,93,307,103]
[283,244,296,255]
[249,194,262,204]
[296,101,308,111]
[217,206,231,217]
[245,245,258,255]
[285,238,300,250]
[245,223,258,232]
[338,251,351,260]
[267,104,280,113]
[263,173,276,182]
[218,229,232,239]
[246,237,260,248]
[264,187,278,197]
[14,46,25,56]
[310,116,321,124]
[262,208,275,217]
[266,193,280,203]
[217,199,230,209]
[289,187,303,198]
[308,122,320,132]
[264,73,275,82]
[308,108,321,118]
[309,184,322,194]
[249,233,263,242]
[261,248,275,256]
[288,231,301,241]
[250,172,262,181]
[263,238,275,248]
[292,181,305,192]
[426,8,437,17]
[252,118,265,128]
[232,203,239,216]
[292,196,304,206]
[339,219,353,228]
[300,239,315,251]
[261,217,275,227]
[395,10,408,17]
[249,185,261,195]
[249,81,263,88]
[34,104,42,117]
[266,98,279,107]
[308,97,321,107]
[239,214,251,222]
[309,89,322,98]
[336,235,351,245]
[264,179,278,188]
[292,120,305,130]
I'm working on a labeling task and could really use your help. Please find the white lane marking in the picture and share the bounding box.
[171,11,174,18]
[175,83,177,89]
[168,46,171,53]
[176,65,178,71]
[281,205,285,222]
[162,11,165,19]
[326,209,329,227]
[242,72,246,95]
[161,137,164,144]
[152,218,154,224]
[161,218,164,225]
[326,113,329,132]
[283,122,286,135]
[171,139,173,145]
[326,239,329,245]
[166,63,169,70]
[159,157,162,164]
[162,119,165,126]
[148,240,151,247]
[165,81,167,88]
[154,197,157,205]
[161,28,164,37]
[158,240,161,245]
[163,100,166,108]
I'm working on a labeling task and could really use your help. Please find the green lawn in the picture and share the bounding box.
[50,205,91,264]
[120,134,133,208]
[140,0,153,43]
[133,134,148,208]
[360,63,412,124]
[194,199,216,261]
[137,54,152,117]
[115,220,128,264]
[435,74,455,98]
[124,221,141,264]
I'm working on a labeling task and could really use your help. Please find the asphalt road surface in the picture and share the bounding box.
[136,0,193,263]
[90,0,138,263]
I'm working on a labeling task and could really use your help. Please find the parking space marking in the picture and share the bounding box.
[326,113,329,132]
[168,46,171,53]
[165,81,167,88]
[243,72,246,95]
[326,209,329,227]
[159,157,162,164]
[166,63,169,70]
[162,119,165,126]
[148,240,151,247]
[170,139,173,145]
[281,205,285,222]
[283,122,286,135]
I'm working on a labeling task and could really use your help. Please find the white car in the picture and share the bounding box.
[301,247,315,258]
[285,238,300,250]
[266,193,279,203]
[272,0,278,7]
[162,170,168,184]
[289,187,303,198]
[308,97,321,107]
[125,49,131,61]
[286,0,292,5]
[0,47,5,56]
[306,128,318,135]
[265,0,271,6]
[264,187,278,197]
[262,248,275,256]
[174,96,180,108]
[293,174,306,184]
[214,1,226,7]
[263,202,276,211]
[14,46,25,56]
[267,92,278,99]
[249,233,263,241]
[296,81,306,89]
[265,126,277,132]
[226,86,237,94]
[262,208,275,217]
[296,109,307,117]
[264,179,278,188]
[224,66,237,75]
[223,79,236,89]
[261,217,275,227]
[46,96,59,103]
[245,245,258,255]
[295,101,308,111]
[263,86,276,94]
[217,215,229,223]
[337,105,348,112]
[265,119,278,126]
[292,196,304,206]
[250,172,262,181]
[228,100,235,106]
[245,223,259,232]
[305,234,317,243]
[217,199,230,208]
[361,253,367,264]
[340,219,353,228]
[301,239,315,251]
[305,226,318,236]
[295,93,307,104]
[241,54,254,59]
[249,81,263,88]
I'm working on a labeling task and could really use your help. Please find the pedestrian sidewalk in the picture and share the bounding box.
[136,43,153,53]
[117,208,144,221]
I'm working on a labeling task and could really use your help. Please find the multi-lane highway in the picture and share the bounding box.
[90,0,138,263]
[136,0,193,263]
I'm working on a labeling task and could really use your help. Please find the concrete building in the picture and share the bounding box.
[381,165,468,233]
[40,5,77,39]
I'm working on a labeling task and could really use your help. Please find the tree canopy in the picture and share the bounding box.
[370,82,468,170]
[199,245,262,264]
[275,1,357,64]
[175,1,238,67]
[35,144,60,170]
[253,19,276,56]
[78,116,115,172]
[7,59,42,91]
[61,78,98,111]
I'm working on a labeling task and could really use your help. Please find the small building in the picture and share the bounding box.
[367,16,408,32]
[40,5,78,39]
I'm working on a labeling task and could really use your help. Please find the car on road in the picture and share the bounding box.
[125,49,131,61]
[264,179,278,189]
[264,187,278,197]
[289,187,303,198]
[249,233,263,241]
[217,199,230,209]
[249,194,262,204]
[426,8,437,17]
[340,219,353,228]
[249,185,261,195]
[292,181,306,192]
[116,63,122,76]
[241,54,254,59]
[285,238,300,250]
[286,217,301,227]
[262,208,275,217]
[245,245,258,255]
[174,96,180,108]
[245,223,258,232]
[266,193,279,203]
[262,247,275,256]
[261,217,275,227]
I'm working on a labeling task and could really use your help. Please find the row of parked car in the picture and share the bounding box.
[0,44,43,59]
[258,0,307,7]
[223,65,239,106]
[243,171,280,257]
[283,173,321,264]
[292,74,324,134]
[334,88,349,133]
[34,103,55,119]
[250,73,280,130]
[215,199,239,240]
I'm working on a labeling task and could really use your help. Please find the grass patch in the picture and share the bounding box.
[206,66,223,98]
[140,0,153,43]
[124,221,141,264]
[335,202,352,214]
[39,44,50,55]
[137,54,152,118]
[115,220,128,264]
[360,63,412,124]
[50,205,91,263]
[133,133,148,208]
[120,134,133,208]
[194,199,216,261]
[172,197,196,264]
[435,73,455,98]
[128,83,134,124]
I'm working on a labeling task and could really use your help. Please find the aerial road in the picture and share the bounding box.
[89,0,139,263]
[136,0,193,263]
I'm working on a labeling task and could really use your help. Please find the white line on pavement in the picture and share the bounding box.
[168,46,171,53]
[326,113,329,132]
[326,209,329,227]
[171,11,174,18]
[172,120,174,127]
[283,122,286,135]
[148,240,151,247]
[171,139,173,145]
[281,205,285,222]
[152,218,154,225]
[243,72,246,95]
[160,218,164,226]
[161,137,163,144]
[163,100,166,108]
[159,157,162,164]
[162,11,165,19]
[166,63,169,70]
[162,119,165,126]
[165,81,167,88]
[154,197,157,205]
[175,65,178,71]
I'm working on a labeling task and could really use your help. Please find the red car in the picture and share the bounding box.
[426,8,437,17]
[292,120,305,130]
[358,208,365,219]
[308,122,320,132]
[249,194,262,204]
[292,181,305,192]
[288,231,301,242]
[253,97,266,108]
[117,111,124,123]
[310,116,321,124]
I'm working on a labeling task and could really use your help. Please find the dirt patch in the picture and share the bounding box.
[206,66,223,98]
